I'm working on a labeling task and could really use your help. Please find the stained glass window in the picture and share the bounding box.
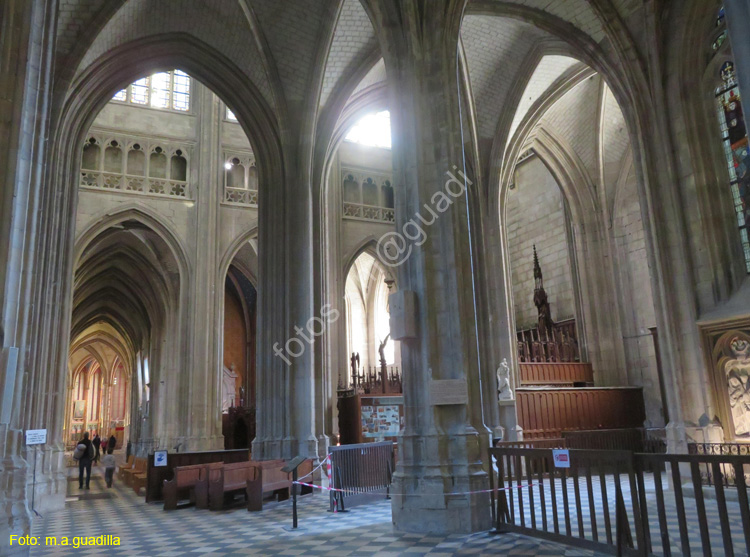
[150,72,171,109]
[172,70,190,111]
[715,61,750,272]
[130,77,149,105]
[112,70,191,112]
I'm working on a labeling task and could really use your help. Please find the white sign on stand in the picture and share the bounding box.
[552,449,571,468]
[25,429,47,445]
[25,429,47,518]
[154,450,168,467]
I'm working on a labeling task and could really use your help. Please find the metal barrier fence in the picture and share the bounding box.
[489,446,750,556]
[688,442,750,487]
[329,441,394,512]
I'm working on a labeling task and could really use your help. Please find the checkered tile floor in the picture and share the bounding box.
[25,460,607,556]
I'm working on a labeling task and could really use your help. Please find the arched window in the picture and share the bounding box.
[345,111,392,149]
[111,363,128,422]
[88,368,101,423]
[713,10,750,272]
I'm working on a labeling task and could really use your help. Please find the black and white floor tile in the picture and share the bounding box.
[28,461,606,556]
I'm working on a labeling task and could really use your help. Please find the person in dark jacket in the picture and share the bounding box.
[77,432,93,489]
[108,434,117,452]
[92,434,101,464]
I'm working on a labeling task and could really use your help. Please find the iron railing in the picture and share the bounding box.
[688,442,750,487]
[329,441,394,511]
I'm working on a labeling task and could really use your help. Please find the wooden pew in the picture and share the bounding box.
[144,449,248,503]
[257,459,292,501]
[117,455,134,481]
[207,459,314,511]
[122,457,147,487]
[208,461,261,511]
[133,468,148,495]
[163,462,222,510]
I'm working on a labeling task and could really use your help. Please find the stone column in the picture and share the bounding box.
[185,83,224,451]
[363,0,491,533]
[725,0,750,104]
[253,110,320,461]
[0,0,64,545]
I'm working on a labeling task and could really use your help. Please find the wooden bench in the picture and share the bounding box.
[133,469,148,495]
[207,459,314,511]
[122,457,147,487]
[117,455,135,481]
[256,459,293,501]
[208,461,261,511]
[163,462,222,510]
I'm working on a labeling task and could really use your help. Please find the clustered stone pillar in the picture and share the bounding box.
[363,0,491,533]
[185,83,225,451]
[253,109,321,462]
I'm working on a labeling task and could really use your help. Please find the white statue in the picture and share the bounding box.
[497,358,513,401]
[222,364,239,413]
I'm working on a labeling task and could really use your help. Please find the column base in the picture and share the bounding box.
[665,420,688,454]
[390,470,491,534]
[0,447,68,545]
[390,429,492,534]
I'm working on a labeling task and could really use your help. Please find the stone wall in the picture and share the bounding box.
[506,156,576,329]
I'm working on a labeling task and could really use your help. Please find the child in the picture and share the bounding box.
[102,447,116,488]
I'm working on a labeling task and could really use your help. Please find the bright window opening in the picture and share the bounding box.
[112,70,191,112]
[345,111,391,149]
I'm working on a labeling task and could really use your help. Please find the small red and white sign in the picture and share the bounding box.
[552,449,570,468]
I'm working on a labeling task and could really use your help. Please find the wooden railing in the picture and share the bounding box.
[519,362,593,386]
[495,439,566,449]
[490,446,750,556]
[516,387,646,440]
[562,429,665,453]
[517,319,579,363]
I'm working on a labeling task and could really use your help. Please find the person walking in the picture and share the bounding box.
[101,446,116,488]
[92,434,101,465]
[109,434,117,452]
[75,432,94,489]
